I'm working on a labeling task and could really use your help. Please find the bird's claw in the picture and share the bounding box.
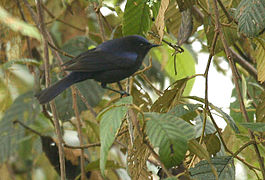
[120,91,130,98]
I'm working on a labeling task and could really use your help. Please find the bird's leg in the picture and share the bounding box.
[117,82,130,97]
[101,82,129,97]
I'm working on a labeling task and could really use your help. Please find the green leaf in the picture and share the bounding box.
[188,139,211,161]
[204,134,221,156]
[240,122,265,132]
[153,45,196,96]
[122,0,160,36]
[194,115,216,138]
[186,96,239,133]
[235,0,265,37]
[0,91,40,163]
[151,78,188,113]
[2,58,40,69]
[168,104,202,122]
[0,6,41,40]
[189,156,235,180]
[145,112,194,168]
[98,96,132,176]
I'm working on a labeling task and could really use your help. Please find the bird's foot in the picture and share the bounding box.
[120,91,130,98]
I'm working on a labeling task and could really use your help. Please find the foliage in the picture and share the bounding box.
[0,0,264,179]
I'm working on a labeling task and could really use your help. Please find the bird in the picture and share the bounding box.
[35,35,159,104]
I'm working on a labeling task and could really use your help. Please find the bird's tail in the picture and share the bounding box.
[35,75,75,104]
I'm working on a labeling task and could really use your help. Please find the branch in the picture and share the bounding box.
[71,86,86,180]
[35,1,66,179]
[212,0,265,177]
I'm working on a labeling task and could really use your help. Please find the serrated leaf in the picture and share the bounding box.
[189,156,235,180]
[0,6,41,40]
[98,96,132,176]
[151,78,188,113]
[0,91,40,163]
[235,0,265,37]
[122,0,160,36]
[145,112,195,168]
[240,122,265,132]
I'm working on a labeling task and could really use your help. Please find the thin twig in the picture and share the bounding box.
[93,3,106,41]
[42,4,101,37]
[133,57,153,76]
[212,0,265,177]
[47,41,75,58]
[149,31,184,53]
[144,140,172,177]
[71,86,86,180]
[36,1,66,179]
[64,142,101,149]
[216,0,233,22]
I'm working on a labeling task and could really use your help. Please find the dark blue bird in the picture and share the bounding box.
[35,35,159,104]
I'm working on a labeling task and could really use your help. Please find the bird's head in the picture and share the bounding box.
[122,35,160,55]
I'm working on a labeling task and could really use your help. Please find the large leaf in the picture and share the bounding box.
[235,0,265,37]
[122,0,160,36]
[0,6,41,40]
[187,96,239,133]
[98,96,132,176]
[151,78,188,113]
[145,112,194,168]
[153,45,196,96]
[240,122,265,132]
[189,156,235,180]
[0,91,40,163]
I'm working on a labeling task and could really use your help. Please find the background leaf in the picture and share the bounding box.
[98,96,132,176]
[235,0,265,37]
[189,156,235,180]
[122,0,160,36]
[0,6,41,40]
[145,112,195,168]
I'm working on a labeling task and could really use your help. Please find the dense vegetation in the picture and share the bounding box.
[0,0,264,179]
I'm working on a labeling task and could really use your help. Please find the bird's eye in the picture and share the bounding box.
[139,43,144,46]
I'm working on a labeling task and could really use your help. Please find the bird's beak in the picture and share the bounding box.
[150,44,160,48]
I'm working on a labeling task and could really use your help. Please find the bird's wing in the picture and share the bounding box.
[63,50,138,72]
[61,48,96,67]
